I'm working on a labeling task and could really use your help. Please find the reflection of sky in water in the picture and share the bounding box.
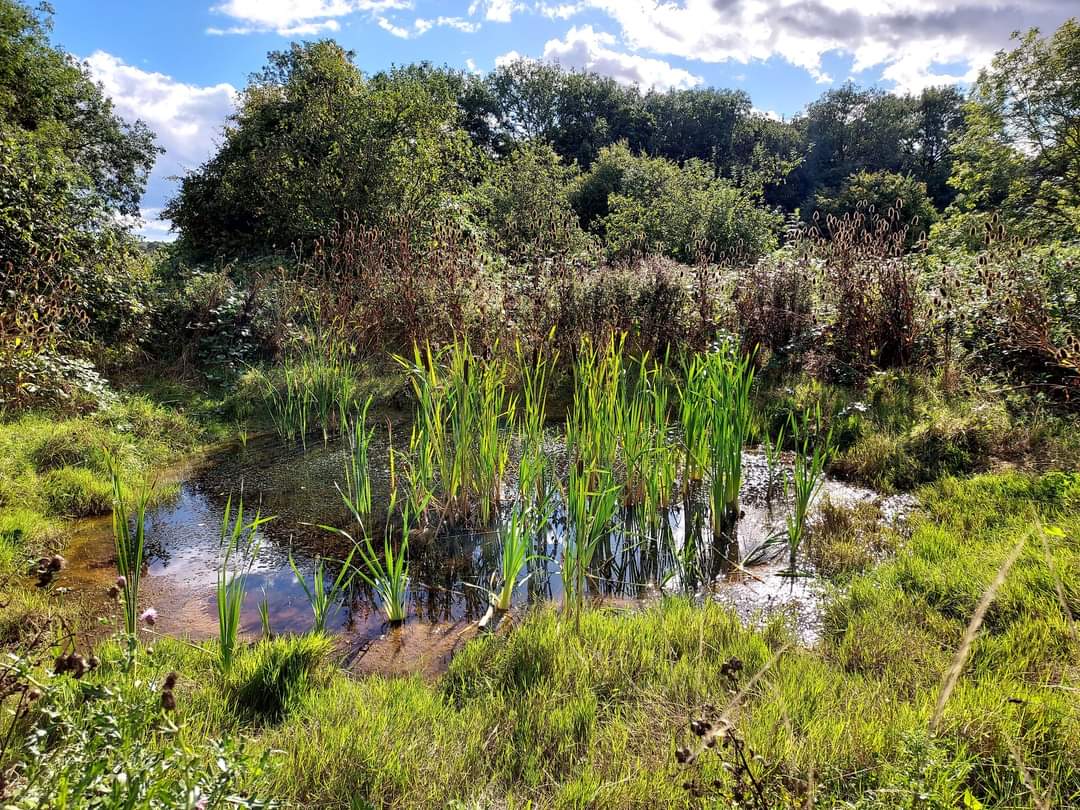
[67,429,912,651]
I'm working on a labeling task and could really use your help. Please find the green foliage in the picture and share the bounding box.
[473,140,592,262]
[166,44,481,258]
[813,169,938,247]
[227,634,333,722]
[0,0,159,411]
[41,466,113,517]
[575,142,781,263]
[946,20,1080,239]
[8,657,271,808]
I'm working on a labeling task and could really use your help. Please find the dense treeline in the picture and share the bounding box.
[1,0,1079,412]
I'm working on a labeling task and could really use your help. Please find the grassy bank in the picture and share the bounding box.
[6,470,1077,808]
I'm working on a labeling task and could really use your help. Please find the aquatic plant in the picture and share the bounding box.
[515,340,557,511]
[258,594,272,639]
[563,461,620,631]
[678,354,712,488]
[704,347,755,549]
[491,507,540,612]
[342,395,375,527]
[216,496,274,673]
[288,548,357,634]
[785,407,833,573]
[106,451,152,664]
[398,337,515,527]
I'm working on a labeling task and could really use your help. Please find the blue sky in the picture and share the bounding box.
[45,0,1076,240]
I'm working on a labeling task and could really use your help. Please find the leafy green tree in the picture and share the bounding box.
[812,170,938,247]
[0,0,159,409]
[946,19,1080,240]
[577,144,780,263]
[473,141,591,262]
[167,44,482,258]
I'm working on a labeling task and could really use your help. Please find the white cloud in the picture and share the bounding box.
[500,25,703,91]
[210,0,410,35]
[545,1,1077,94]
[84,52,238,240]
[381,15,481,38]
[468,0,519,23]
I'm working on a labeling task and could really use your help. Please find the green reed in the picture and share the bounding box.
[704,347,755,545]
[563,461,620,632]
[786,407,834,573]
[491,507,538,612]
[568,336,622,479]
[106,451,151,666]
[217,496,274,673]
[288,548,357,634]
[257,332,357,447]
[343,395,375,528]
[678,354,712,489]
[399,337,514,527]
[516,340,557,510]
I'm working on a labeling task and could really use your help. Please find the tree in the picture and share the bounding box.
[946,19,1080,240]
[166,45,482,258]
[0,0,159,409]
[473,141,591,262]
[812,170,938,248]
[576,144,780,263]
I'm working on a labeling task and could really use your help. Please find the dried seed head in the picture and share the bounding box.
[675,747,692,764]
[115,576,127,589]
[163,671,179,690]
[48,555,66,572]
[161,690,177,712]
[27,687,42,701]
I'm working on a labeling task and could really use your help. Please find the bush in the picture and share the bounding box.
[40,466,114,517]
[811,170,938,249]
[227,634,334,722]
[733,254,815,362]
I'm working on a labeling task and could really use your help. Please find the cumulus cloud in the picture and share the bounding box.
[84,52,238,239]
[533,25,702,90]
[379,15,480,38]
[468,0,520,23]
[547,0,1077,93]
[210,0,410,36]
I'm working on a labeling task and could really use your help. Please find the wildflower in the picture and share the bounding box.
[140,607,157,626]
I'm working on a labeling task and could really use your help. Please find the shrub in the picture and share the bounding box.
[227,634,334,722]
[733,254,816,361]
[41,466,114,517]
[811,170,938,249]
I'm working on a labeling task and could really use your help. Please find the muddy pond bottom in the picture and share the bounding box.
[60,434,913,673]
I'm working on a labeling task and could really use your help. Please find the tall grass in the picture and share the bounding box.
[256,332,358,447]
[289,549,357,634]
[106,452,151,666]
[342,395,375,528]
[217,497,274,673]
[516,341,557,511]
[563,462,620,631]
[491,507,537,612]
[703,347,755,548]
[785,408,833,573]
[398,338,515,527]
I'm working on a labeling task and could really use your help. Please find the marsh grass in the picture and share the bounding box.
[563,462,621,631]
[289,550,357,634]
[106,451,152,663]
[703,346,755,549]
[217,496,274,673]
[342,395,375,528]
[784,408,834,573]
[399,338,516,528]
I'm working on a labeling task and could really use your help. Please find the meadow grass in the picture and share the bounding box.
[53,469,1071,809]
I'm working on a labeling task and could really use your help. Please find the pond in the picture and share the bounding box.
[59,418,913,676]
